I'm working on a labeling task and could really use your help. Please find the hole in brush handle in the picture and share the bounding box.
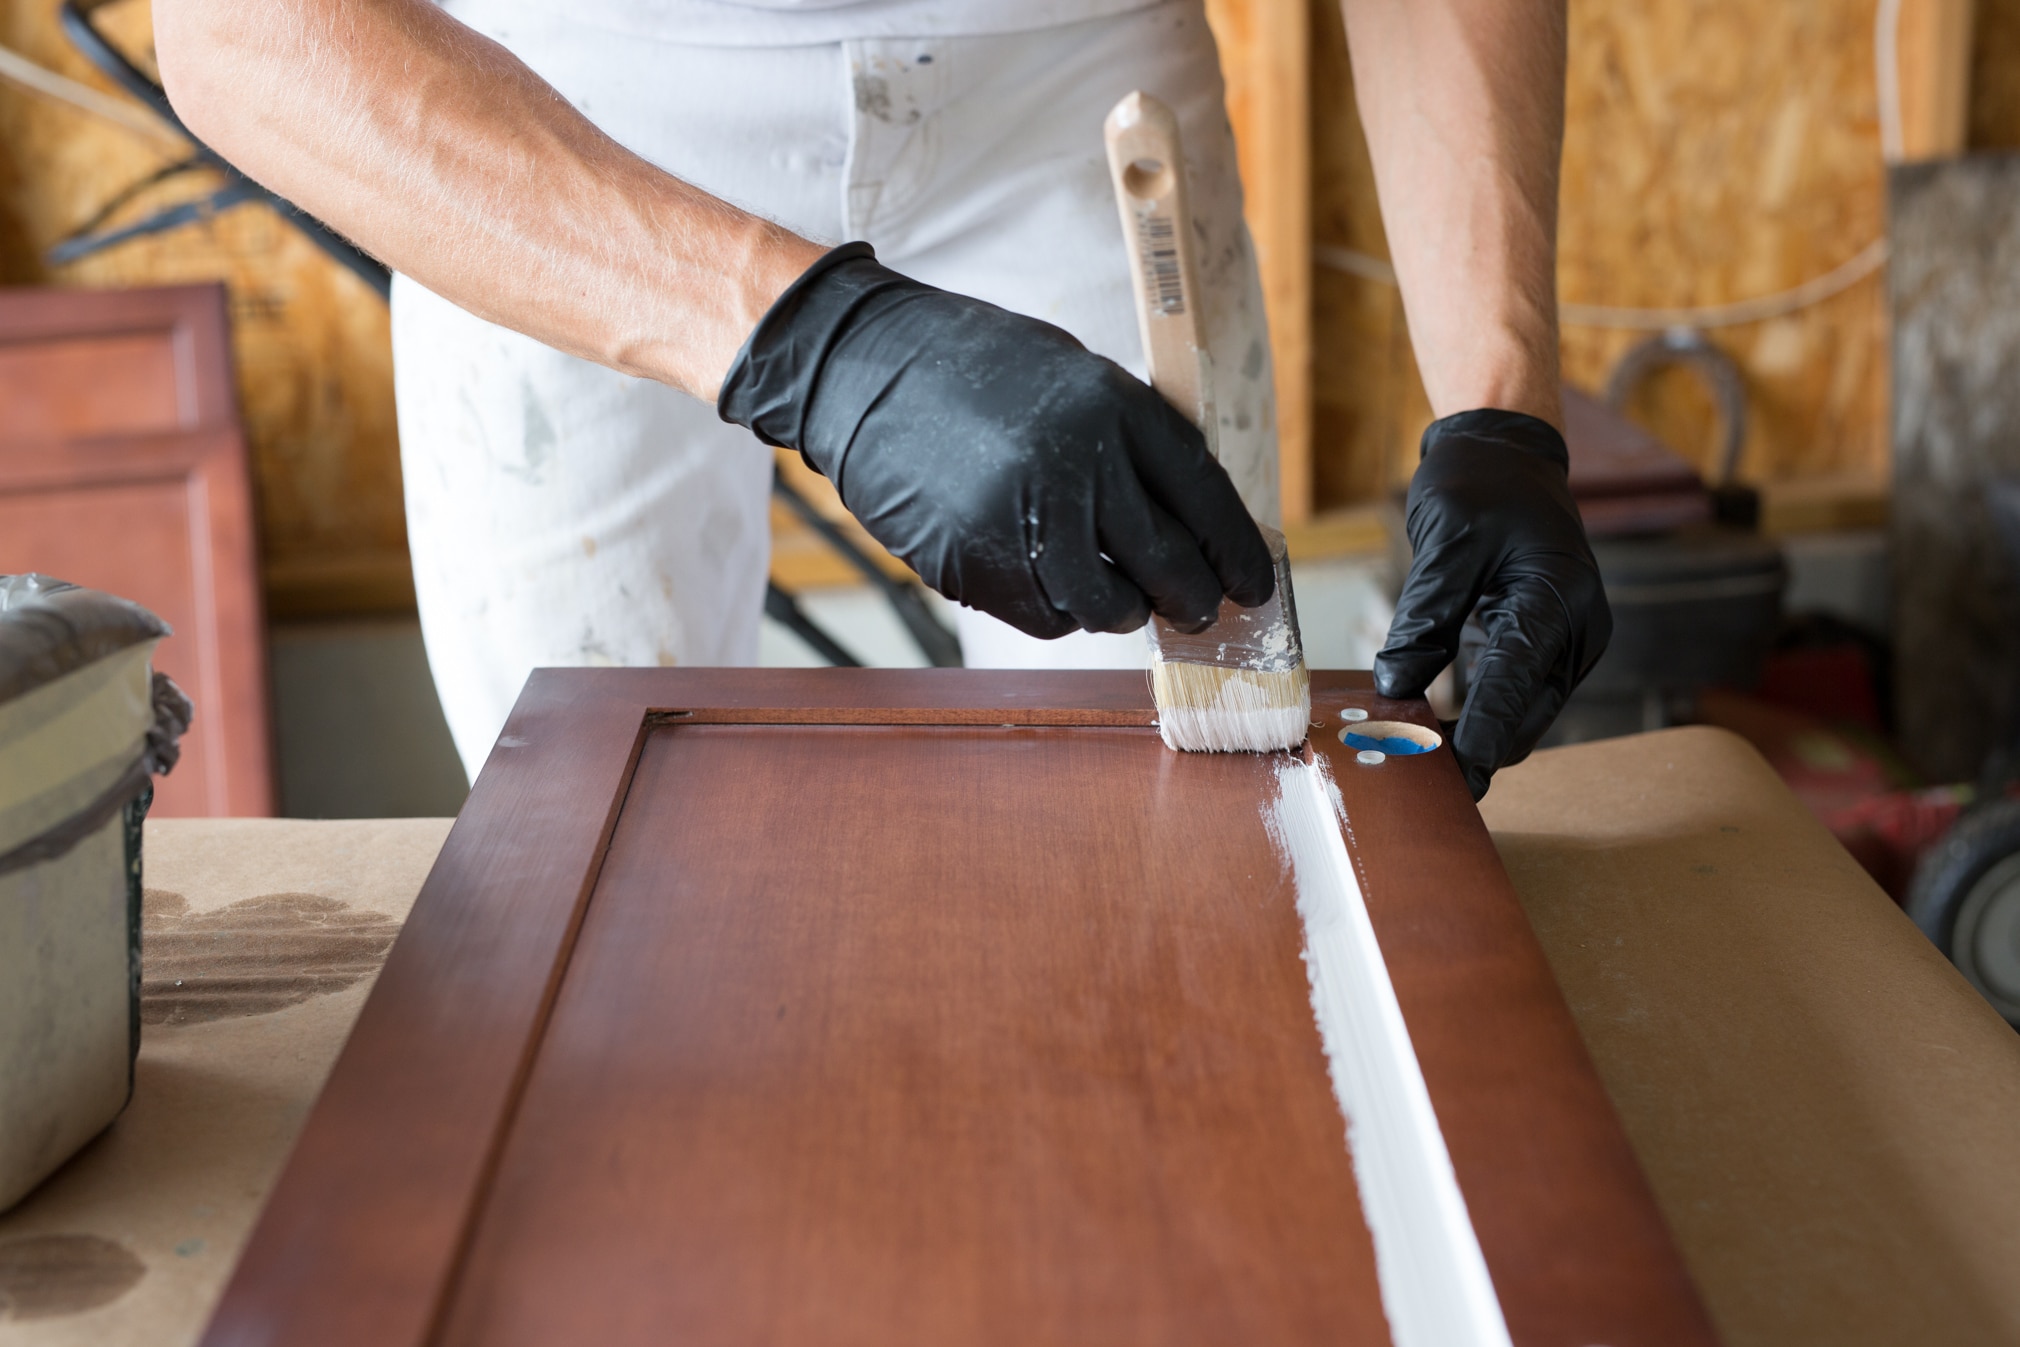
[1123,157,1175,200]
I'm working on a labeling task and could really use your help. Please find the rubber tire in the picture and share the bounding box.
[1906,797,2020,1026]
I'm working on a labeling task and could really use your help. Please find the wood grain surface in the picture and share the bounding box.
[201,670,1714,1347]
[438,724,1386,1346]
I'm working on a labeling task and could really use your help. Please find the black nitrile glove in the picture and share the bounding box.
[718,242,1274,638]
[1374,410,1611,801]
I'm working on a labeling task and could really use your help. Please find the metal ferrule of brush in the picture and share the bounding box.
[1143,356,1303,677]
[1148,525,1303,673]
[1147,526,1312,754]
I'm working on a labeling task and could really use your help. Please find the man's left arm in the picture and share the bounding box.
[1339,0,1610,799]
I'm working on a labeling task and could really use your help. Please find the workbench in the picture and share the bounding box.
[1,726,2016,1346]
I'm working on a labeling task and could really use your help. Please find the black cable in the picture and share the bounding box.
[771,466,964,667]
[61,0,184,129]
[61,154,205,238]
[50,178,262,265]
[58,0,393,299]
[764,584,862,667]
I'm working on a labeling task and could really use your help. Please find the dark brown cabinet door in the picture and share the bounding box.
[203,671,1715,1345]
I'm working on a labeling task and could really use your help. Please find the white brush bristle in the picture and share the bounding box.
[1152,657,1311,753]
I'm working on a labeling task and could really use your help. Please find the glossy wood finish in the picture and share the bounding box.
[0,284,270,815]
[202,671,1715,1347]
[442,725,1388,1346]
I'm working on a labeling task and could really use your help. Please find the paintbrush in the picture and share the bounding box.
[1104,91,1310,753]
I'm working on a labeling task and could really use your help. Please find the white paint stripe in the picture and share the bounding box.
[1267,755,1513,1347]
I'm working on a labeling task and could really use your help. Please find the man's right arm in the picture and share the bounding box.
[154,2,1278,637]
[155,0,826,398]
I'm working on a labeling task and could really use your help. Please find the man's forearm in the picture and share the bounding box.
[1339,0,1565,429]
[155,0,826,399]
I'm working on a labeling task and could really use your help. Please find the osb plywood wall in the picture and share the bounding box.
[7,0,2020,616]
[1312,0,1902,513]
[0,0,402,618]
[1560,1,1888,490]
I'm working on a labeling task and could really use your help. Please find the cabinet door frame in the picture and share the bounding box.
[200,669,1712,1347]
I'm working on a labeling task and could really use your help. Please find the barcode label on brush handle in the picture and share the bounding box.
[1136,214,1185,316]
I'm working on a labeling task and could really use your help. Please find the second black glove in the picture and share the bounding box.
[718,242,1274,639]
[1374,409,1612,800]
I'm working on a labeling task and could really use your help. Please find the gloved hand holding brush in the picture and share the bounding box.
[719,241,1277,641]
[1374,410,1612,801]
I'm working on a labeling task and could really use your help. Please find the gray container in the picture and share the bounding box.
[1456,525,1788,745]
[0,575,188,1211]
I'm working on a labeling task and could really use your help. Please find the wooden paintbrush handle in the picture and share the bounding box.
[1105,91,1215,455]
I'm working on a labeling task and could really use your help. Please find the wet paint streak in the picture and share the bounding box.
[1264,756,1512,1347]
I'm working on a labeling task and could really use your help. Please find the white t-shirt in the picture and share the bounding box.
[512,0,1162,45]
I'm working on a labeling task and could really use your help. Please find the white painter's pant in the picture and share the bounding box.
[393,0,1279,777]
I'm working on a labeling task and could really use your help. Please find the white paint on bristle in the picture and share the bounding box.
[1151,656,1310,753]
[1266,755,1513,1347]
